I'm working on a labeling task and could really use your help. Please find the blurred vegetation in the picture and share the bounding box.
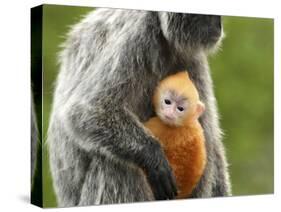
[39,5,273,207]
[210,16,273,196]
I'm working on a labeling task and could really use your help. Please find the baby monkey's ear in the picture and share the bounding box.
[195,101,205,119]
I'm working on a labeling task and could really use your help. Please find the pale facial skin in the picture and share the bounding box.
[157,90,189,126]
[156,89,205,127]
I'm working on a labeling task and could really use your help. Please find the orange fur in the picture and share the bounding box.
[144,71,206,198]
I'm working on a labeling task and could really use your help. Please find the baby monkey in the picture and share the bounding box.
[144,71,206,199]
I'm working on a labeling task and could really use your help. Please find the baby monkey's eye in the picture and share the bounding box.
[177,106,184,112]
[164,99,171,105]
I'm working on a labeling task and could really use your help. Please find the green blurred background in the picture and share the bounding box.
[39,4,274,207]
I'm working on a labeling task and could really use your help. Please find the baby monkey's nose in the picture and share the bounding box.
[164,108,175,119]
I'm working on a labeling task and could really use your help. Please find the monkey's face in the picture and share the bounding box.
[156,89,206,127]
[156,90,189,127]
[184,14,223,50]
[162,13,223,51]
[196,15,222,46]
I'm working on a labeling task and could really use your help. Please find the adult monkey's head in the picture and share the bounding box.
[159,13,223,54]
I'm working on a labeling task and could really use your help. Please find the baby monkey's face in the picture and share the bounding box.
[157,90,189,126]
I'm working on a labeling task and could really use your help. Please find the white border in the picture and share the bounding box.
[0,0,279,211]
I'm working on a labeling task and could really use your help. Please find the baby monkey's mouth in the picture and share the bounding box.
[162,115,178,126]
[164,115,174,121]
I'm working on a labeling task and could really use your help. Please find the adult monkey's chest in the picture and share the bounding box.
[128,74,163,122]
[129,86,155,123]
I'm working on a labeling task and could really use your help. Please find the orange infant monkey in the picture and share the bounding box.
[144,71,206,199]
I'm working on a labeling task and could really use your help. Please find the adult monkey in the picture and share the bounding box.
[48,9,231,206]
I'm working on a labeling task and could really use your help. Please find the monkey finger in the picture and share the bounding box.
[159,174,175,199]
[154,183,167,200]
[148,174,166,200]
[152,182,167,200]
[168,172,178,196]
[160,161,178,197]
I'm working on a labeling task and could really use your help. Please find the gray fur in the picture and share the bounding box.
[48,8,231,207]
